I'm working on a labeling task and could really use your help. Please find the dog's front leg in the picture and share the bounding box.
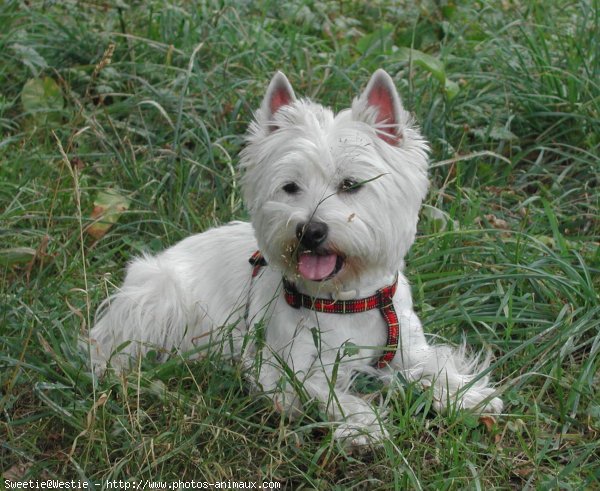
[251,349,388,447]
[302,372,389,446]
[390,308,503,413]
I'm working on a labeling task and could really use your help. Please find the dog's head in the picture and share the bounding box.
[240,70,429,293]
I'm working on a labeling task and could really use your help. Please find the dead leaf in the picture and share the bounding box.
[86,392,109,428]
[513,465,535,477]
[475,214,510,235]
[0,247,36,266]
[479,415,497,432]
[87,189,130,240]
[69,392,110,460]
[26,234,52,280]
[70,156,85,171]
[484,214,509,230]
[3,462,33,480]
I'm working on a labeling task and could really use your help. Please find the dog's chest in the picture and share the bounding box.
[292,309,388,361]
[248,280,389,366]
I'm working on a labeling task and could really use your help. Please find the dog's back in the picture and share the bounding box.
[89,221,257,371]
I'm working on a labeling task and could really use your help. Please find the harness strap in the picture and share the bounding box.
[249,251,399,368]
[249,250,267,277]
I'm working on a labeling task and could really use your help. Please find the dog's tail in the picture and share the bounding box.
[86,253,190,373]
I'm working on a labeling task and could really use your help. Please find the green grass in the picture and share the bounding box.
[1,0,598,487]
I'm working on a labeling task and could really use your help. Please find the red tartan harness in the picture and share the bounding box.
[249,251,400,368]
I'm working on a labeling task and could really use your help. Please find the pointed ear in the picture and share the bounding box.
[259,71,296,131]
[355,69,404,145]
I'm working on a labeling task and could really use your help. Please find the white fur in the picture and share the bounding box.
[88,70,503,447]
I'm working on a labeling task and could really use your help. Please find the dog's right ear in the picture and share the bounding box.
[259,71,296,131]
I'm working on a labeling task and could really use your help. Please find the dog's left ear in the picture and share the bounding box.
[259,71,296,132]
[354,69,404,145]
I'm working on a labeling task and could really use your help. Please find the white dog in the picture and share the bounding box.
[89,70,502,446]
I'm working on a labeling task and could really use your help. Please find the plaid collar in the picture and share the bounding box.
[249,251,399,368]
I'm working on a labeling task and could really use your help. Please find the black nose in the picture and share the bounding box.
[296,221,329,250]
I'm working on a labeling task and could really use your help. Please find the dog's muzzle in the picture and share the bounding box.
[294,221,344,281]
[296,221,328,249]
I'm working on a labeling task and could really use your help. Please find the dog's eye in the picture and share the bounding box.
[339,178,362,193]
[282,182,300,194]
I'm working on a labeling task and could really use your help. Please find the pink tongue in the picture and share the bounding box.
[298,253,338,281]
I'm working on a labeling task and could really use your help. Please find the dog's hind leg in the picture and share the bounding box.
[88,254,193,372]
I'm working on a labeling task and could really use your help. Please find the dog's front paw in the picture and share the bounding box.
[333,419,389,449]
[434,386,503,414]
[474,394,503,414]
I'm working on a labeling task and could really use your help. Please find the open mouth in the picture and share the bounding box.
[297,251,344,282]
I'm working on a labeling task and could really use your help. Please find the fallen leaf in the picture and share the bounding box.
[479,415,496,432]
[395,47,446,84]
[70,156,85,171]
[86,392,109,429]
[0,247,36,266]
[513,466,535,477]
[21,76,64,124]
[3,462,33,480]
[444,78,460,101]
[356,25,394,55]
[26,234,52,280]
[485,214,509,230]
[87,189,130,240]
[475,214,510,231]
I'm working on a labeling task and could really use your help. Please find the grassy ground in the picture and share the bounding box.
[1,0,598,488]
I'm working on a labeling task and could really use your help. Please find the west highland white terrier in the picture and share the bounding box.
[89,69,503,446]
